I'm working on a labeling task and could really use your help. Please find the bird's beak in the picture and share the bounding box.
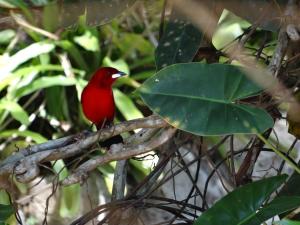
[112,71,127,79]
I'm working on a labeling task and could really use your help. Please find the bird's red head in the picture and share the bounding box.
[89,67,126,88]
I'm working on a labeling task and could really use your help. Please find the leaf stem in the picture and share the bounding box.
[256,133,300,174]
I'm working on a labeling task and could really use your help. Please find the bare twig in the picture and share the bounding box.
[111,159,127,201]
[58,53,75,77]
[277,137,298,174]
[11,13,59,40]
[268,29,289,77]
[140,2,158,47]
[229,135,236,186]
[235,130,271,186]
[203,149,234,192]
[128,142,174,197]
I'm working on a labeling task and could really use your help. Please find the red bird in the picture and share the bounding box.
[81,67,126,129]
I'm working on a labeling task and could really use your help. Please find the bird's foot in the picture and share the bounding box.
[73,130,93,142]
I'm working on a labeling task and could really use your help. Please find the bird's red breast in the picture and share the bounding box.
[81,67,126,128]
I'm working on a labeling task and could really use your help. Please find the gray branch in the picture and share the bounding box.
[0,116,169,183]
[63,128,176,186]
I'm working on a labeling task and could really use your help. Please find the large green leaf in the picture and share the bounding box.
[193,175,287,225]
[279,171,300,197]
[278,171,300,220]
[155,8,203,70]
[140,63,273,135]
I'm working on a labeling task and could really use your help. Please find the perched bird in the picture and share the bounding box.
[81,67,126,128]
[81,67,126,146]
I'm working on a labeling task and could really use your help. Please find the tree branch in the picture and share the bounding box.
[0,116,169,184]
[63,127,176,186]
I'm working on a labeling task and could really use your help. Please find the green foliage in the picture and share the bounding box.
[140,63,273,135]
[155,9,203,70]
[0,30,16,45]
[0,42,55,79]
[212,10,250,49]
[277,171,300,220]
[243,196,300,225]
[0,204,13,225]
[0,100,29,125]
[57,40,89,71]
[74,30,100,52]
[0,2,151,222]
[1,0,300,224]
[116,33,154,57]
[113,89,143,121]
[279,172,300,198]
[194,175,300,225]
[54,160,81,217]
[60,184,81,217]
[16,75,77,97]
[205,0,286,32]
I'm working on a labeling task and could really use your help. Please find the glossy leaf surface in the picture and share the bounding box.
[155,8,203,70]
[140,63,273,135]
[243,196,300,225]
[193,175,287,225]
